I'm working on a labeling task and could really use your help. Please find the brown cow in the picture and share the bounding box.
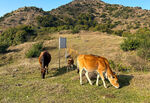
[39,51,51,79]
[77,54,120,88]
[67,57,74,72]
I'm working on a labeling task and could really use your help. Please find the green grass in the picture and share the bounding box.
[0,66,150,103]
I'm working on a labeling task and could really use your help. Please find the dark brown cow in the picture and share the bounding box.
[67,57,74,72]
[39,51,51,79]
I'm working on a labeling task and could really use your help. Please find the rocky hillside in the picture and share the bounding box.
[50,0,150,31]
[0,0,150,32]
[0,7,46,29]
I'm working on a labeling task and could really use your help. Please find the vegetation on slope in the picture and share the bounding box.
[0,25,37,53]
[0,6,46,28]
[0,25,36,46]
[121,27,150,60]
[0,0,150,31]
[50,0,150,32]
[25,42,44,58]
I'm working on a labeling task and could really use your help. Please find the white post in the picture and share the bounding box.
[59,37,67,69]
[59,48,60,69]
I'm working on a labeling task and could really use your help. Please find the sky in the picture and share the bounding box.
[0,0,150,17]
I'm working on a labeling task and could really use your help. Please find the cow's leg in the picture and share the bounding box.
[79,68,83,85]
[98,70,107,88]
[67,65,70,72]
[70,64,73,70]
[67,66,68,72]
[96,74,100,86]
[85,71,93,85]
[46,65,48,74]
[72,64,75,70]
[41,68,46,79]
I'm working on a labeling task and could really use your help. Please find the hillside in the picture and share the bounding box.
[50,0,150,32]
[0,7,46,29]
[0,32,150,102]
[0,0,150,32]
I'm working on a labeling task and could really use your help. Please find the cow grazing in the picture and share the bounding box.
[77,54,120,88]
[39,51,51,79]
[67,57,74,72]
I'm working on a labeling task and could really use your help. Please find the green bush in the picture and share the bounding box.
[36,13,98,33]
[25,42,43,58]
[0,43,9,53]
[0,25,36,46]
[57,25,70,31]
[120,28,150,60]
[117,63,130,72]
[93,24,113,34]
[135,28,150,60]
[109,60,116,69]
[40,27,58,33]
[71,28,79,34]
[120,37,140,51]
[113,30,123,36]
[137,48,150,60]
[137,39,150,60]
[36,15,63,27]
[13,30,27,45]
[122,32,132,37]
[109,60,130,72]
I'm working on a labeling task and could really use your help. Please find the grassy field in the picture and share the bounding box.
[0,31,150,103]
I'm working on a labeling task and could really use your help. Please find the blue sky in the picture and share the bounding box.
[0,0,150,17]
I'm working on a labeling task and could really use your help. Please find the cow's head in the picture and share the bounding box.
[108,73,120,88]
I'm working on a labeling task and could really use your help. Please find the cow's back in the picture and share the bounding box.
[77,55,99,72]
[39,51,51,66]
[43,51,51,65]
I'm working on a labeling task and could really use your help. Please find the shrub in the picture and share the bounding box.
[40,27,58,33]
[0,43,9,53]
[113,30,123,36]
[122,32,132,37]
[74,25,89,30]
[137,39,150,60]
[109,60,116,69]
[109,60,130,72]
[120,37,140,51]
[93,24,113,33]
[25,42,43,58]
[135,28,150,60]
[13,30,27,45]
[117,63,130,72]
[137,48,150,60]
[57,25,70,31]
[121,28,150,60]
[71,28,79,34]
[0,25,36,46]
[36,15,63,27]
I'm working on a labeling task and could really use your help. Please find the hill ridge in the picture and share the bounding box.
[0,0,150,32]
